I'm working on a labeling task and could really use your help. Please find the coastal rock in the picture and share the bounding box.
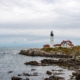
[11,76,22,80]
[53,72,63,75]
[44,76,64,80]
[24,58,80,69]
[19,48,49,56]
[24,61,40,66]
[44,78,49,80]
[18,74,21,76]
[25,78,29,80]
[23,72,38,76]
[41,59,80,69]
[71,70,80,80]
[76,70,80,80]
[3,53,6,54]
[49,76,64,80]
[46,71,52,75]
[19,48,72,58]
[72,72,76,76]
[12,76,29,80]
[23,73,30,76]
[33,72,38,76]
[8,71,13,73]
[31,69,36,71]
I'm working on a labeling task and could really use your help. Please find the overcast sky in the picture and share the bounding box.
[0,0,80,47]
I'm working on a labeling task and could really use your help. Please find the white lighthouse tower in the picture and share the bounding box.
[50,31,54,48]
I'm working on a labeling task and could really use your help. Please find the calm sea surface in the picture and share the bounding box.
[0,47,73,80]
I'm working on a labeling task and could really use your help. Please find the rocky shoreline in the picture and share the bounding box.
[24,58,80,69]
[11,48,80,80]
[11,58,80,80]
[19,48,72,58]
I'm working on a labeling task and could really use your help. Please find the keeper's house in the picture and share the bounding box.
[54,40,74,48]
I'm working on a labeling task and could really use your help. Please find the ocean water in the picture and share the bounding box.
[0,47,73,80]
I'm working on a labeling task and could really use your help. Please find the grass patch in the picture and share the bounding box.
[41,46,80,55]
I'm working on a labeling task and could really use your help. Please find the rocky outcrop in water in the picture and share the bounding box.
[11,76,29,80]
[71,70,80,80]
[24,61,40,66]
[19,48,72,58]
[12,76,22,80]
[24,58,80,70]
[44,75,64,80]
[41,59,80,69]
[76,71,80,80]
[8,71,13,74]
[46,71,52,75]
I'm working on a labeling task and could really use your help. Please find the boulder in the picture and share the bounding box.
[44,78,49,80]
[23,73,30,76]
[18,74,21,76]
[24,61,40,66]
[44,76,64,80]
[11,76,22,80]
[12,76,29,80]
[76,70,80,80]
[8,71,13,73]
[49,76,64,80]
[31,69,36,71]
[22,72,38,76]
[33,72,38,76]
[46,71,52,75]
[72,72,76,76]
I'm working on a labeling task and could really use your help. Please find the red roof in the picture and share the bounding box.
[54,40,74,47]
[61,40,72,44]
[43,44,50,48]
[54,44,61,46]
[43,40,74,47]
[68,43,74,46]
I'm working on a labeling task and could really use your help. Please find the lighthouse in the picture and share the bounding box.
[50,31,54,48]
